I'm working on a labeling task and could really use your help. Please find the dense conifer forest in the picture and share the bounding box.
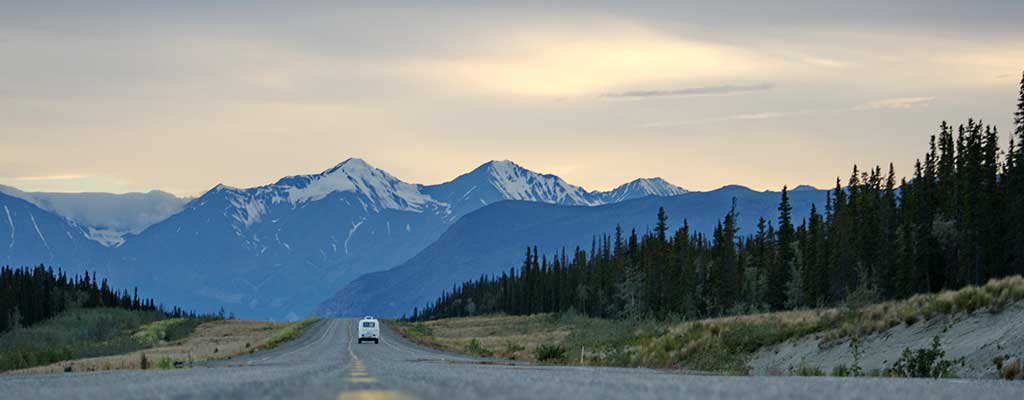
[411,72,1024,322]
[1,265,197,333]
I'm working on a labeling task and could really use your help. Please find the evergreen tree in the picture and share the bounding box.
[655,207,669,243]
[1007,71,1024,274]
[768,186,795,310]
[0,266,167,333]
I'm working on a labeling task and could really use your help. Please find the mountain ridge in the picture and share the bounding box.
[2,158,822,320]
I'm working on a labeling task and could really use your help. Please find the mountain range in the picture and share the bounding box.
[315,185,828,318]
[1,159,713,320]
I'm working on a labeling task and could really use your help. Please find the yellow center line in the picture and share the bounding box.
[338,320,414,399]
[337,390,408,400]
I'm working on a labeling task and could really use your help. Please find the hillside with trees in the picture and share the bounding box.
[411,72,1024,322]
[0,265,221,371]
[0,265,206,333]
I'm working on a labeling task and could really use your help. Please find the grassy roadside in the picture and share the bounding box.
[255,317,321,351]
[134,318,207,346]
[2,315,322,374]
[392,275,1024,374]
[0,308,173,372]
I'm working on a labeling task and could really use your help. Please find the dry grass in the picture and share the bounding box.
[10,319,290,374]
[391,314,570,362]
[636,309,836,373]
[824,276,1024,344]
[257,317,320,351]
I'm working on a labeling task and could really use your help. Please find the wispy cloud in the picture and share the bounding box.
[854,96,936,110]
[643,95,937,129]
[602,83,774,99]
[642,109,809,128]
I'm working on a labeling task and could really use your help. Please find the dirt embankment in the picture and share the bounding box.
[749,301,1024,378]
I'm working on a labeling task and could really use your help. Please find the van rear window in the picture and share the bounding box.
[362,322,376,328]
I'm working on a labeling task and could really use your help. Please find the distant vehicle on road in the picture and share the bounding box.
[358,316,380,344]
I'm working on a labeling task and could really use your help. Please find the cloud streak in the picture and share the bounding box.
[642,95,938,129]
[854,96,936,110]
[642,109,810,128]
[601,83,774,99]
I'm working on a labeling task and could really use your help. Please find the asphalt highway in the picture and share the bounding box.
[2,319,1023,399]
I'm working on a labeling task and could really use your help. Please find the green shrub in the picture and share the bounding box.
[503,340,525,360]
[0,308,166,372]
[135,318,205,346]
[259,317,320,350]
[534,344,568,362]
[464,339,494,357]
[791,359,825,376]
[847,337,864,377]
[832,364,851,377]
[885,335,962,378]
[156,356,175,370]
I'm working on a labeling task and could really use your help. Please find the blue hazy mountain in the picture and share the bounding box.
[315,185,828,318]
[0,185,188,247]
[0,192,109,269]
[111,158,453,320]
[82,159,690,320]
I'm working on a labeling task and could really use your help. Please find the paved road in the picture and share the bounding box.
[3,319,1023,400]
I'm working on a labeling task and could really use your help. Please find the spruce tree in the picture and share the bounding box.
[768,186,794,310]
[655,207,669,243]
[1008,71,1024,274]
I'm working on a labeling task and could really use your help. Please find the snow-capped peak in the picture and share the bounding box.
[790,184,819,192]
[476,160,597,206]
[282,158,437,211]
[198,158,446,230]
[324,157,374,174]
[595,177,688,203]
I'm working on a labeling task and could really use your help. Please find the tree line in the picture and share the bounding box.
[410,71,1024,322]
[1,265,200,333]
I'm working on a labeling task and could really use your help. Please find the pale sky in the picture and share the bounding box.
[2,1,1023,196]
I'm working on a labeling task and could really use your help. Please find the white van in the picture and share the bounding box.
[358,316,380,344]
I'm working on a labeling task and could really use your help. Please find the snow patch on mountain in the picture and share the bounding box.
[595,178,688,203]
[0,184,187,247]
[85,227,127,247]
[4,205,13,250]
[345,219,364,254]
[29,213,50,252]
[482,160,598,206]
[791,185,820,192]
[282,158,438,212]
[202,159,450,233]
